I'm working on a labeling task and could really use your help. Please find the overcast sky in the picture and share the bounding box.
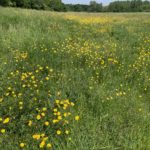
[62,0,119,5]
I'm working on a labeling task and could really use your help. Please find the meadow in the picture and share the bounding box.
[0,7,150,150]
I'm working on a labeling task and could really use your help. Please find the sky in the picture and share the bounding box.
[62,0,118,5]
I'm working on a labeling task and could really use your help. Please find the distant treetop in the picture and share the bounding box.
[0,0,150,12]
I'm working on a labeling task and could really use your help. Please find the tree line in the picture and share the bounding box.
[0,0,150,12]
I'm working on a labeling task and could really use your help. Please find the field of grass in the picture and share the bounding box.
[0,7,150,150]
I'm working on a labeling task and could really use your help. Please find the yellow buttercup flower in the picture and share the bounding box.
[20,143,25,148]
[56,130,61,135]
[28,120,32,126]
[57,115,62,120]
[39,141,45,148]
[3,117,10,124]
[101,60,105,65]
[55,100,60,104]
[45,77,49,80]
[41,133,45,137]
[63,113,67,117]
[52,119,59,123]
[19,101,23,105]
[41,112,45,117]
[1,129,6,133]
[65,130,69,135]
[75,116,80,121]
[53,108,57,112]
[47,143,52,148]
[57,112,61,116]
[44,121,49,126]
[0,98,3,102]
[31,76,35,80]
[71,102,75,106]
[42,107,47,111]
[36,115,41,120]
[43,137,48,141]
[33,134,41,140]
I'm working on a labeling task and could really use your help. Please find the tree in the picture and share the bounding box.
[141,0,150,11]
[0,0,150,12]
[130,0,143,11]
[89,1,103,12]
[48,0,65,11]
[0,0,11,6]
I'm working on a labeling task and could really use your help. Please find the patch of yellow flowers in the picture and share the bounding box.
[0,99,79,149]
[0,62,80,149]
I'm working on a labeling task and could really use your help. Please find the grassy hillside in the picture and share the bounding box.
[0,7,150,150]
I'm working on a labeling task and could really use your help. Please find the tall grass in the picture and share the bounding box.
[0,7,150,150]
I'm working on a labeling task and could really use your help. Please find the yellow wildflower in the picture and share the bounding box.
[45,77,49,80]
[42,107,47,111]
[20,143,25,148]
[56,130,61,135]
[44,121,49,126]
[75,116,80,121]
[41,133,45,137]
[53,108,57,112]
[65,130,69,135]
[52,119,59,123]
[39,141,45,148]
[3,117,10,124]
[28,120,32,126]
[41,113,45,117]
[47,143,52,148]
[1,129,6,133]
[55,100,60,104]
[33,134,40,140]
[58,116,62,120]
[36,115,41,120]
[43,137,48,141]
